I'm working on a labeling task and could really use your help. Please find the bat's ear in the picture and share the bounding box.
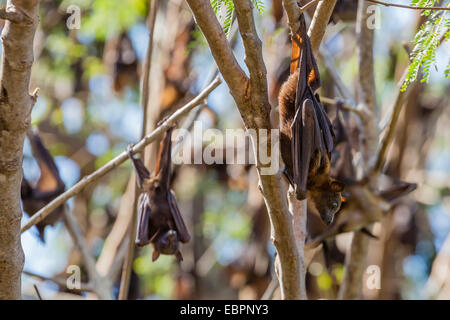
[152,249,161,262]
[330,180,345,192]
[175,250,183,261]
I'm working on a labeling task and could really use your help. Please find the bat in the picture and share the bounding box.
[128,127,190,262]
[305,106,417,247]
[21,129,65,242]
[279,13,344,225]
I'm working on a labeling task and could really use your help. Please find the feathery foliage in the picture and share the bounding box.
[402,0,450,91]
[210,0,265,37]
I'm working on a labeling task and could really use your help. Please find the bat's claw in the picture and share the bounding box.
[157,116,177,127]
[126,144,135,158]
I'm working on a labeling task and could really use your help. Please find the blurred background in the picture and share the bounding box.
[14,0,450,299]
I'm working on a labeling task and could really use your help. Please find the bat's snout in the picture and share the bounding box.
[321,212,334,226]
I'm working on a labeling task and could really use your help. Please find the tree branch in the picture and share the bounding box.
[288,188,307,299]
[307,0,337,55]
[233,0,269,107]
[0,0,40,299]
[366,0,450,11]
[185,0,248,101]
[21,77,222,234]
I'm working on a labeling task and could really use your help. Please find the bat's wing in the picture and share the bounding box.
[23,130,66,242]
[127,146,151,189]
[331,103,356,182]
[293,13,332,154]
[167,190,190,243]
[378,181,417,204]
[135,193,157,246]
[292,99,317,199]
[28,131,65,196]
[311,92,334,154]
[155,127,174,189]
[333,102,348,145]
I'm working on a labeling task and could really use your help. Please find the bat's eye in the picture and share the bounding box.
[331,201,339,210]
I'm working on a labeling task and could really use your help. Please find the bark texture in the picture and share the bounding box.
[0,0,40,299]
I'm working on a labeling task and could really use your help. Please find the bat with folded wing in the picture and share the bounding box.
[21,130,65,242]
[127,127,190,262]
[279,13,344,225]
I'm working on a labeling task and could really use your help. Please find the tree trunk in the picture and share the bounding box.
[0,0,40,299]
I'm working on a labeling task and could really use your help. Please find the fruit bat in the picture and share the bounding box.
[305,107,417,248]
[21,130,65,242]
[127,127,190,261]
[279,13,344,225]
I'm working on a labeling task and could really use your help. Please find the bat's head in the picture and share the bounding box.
[155,229,179,255]
[308,179,345,225]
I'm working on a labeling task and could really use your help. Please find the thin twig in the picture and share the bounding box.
[366,0,450,11]
[320,96,363,118]
[33,284,43,300]
[21,77,222,234]
[318,46,358,107]
[299,0,322,13]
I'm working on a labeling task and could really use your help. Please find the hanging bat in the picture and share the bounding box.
[128,127,190,262]
[279,13,344,225]
[305,106,417,247]
[21,129,65,242]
